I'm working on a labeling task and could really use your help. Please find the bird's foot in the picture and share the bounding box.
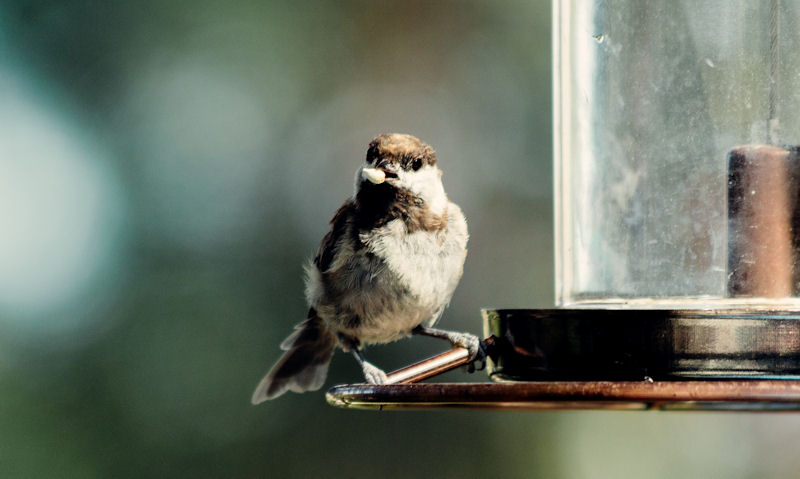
[361,361,388,385]
[447,332,486,373]
[447,331,480,359]
[412,326,487,373]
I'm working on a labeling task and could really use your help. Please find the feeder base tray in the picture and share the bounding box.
[483,308,800,381]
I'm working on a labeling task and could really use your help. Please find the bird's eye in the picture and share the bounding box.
[412,158,423,171]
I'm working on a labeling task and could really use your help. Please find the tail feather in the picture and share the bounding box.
[279,315,328,351]
[251,314,336,404]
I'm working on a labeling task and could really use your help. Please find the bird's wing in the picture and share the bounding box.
[313,199,356,273]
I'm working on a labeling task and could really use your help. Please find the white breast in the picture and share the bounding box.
[351,203,468,343]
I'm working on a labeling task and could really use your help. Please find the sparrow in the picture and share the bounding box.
[251,133,480,404]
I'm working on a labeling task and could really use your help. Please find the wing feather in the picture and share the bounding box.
[313,200,356,273]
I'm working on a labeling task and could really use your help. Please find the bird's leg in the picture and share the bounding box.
[351,348,389,385]
[339,333,389,384]
[412,325,486,370]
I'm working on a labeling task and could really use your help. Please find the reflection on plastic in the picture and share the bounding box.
[555,0,800,307]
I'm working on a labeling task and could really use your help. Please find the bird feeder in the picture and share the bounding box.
[328,0,800,410]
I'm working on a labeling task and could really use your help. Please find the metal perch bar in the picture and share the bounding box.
[382,335,495,384]
[383,347,472,385]
[327,381,800,411]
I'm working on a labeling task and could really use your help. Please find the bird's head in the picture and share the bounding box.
[355,133,448,215]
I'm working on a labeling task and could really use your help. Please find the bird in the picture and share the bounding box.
[251,133,480,404]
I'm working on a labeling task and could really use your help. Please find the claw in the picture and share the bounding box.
[459,336,487,373]
[411,326,488,374]
[361,360,388,385]
[447,331,483,362]
[438,331,488,374]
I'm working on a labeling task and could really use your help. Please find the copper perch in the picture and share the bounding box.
[381,336,496,384]
[384,348,472,384]
[327,380,800,411]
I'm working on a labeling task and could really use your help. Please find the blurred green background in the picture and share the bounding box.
[2,0,800,477]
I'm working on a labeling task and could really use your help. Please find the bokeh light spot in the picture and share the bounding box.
[0,71,125,332]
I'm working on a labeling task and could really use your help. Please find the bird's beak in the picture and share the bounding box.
[361,167,387,184]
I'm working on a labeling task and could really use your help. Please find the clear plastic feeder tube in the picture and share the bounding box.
[554,0,800,308]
